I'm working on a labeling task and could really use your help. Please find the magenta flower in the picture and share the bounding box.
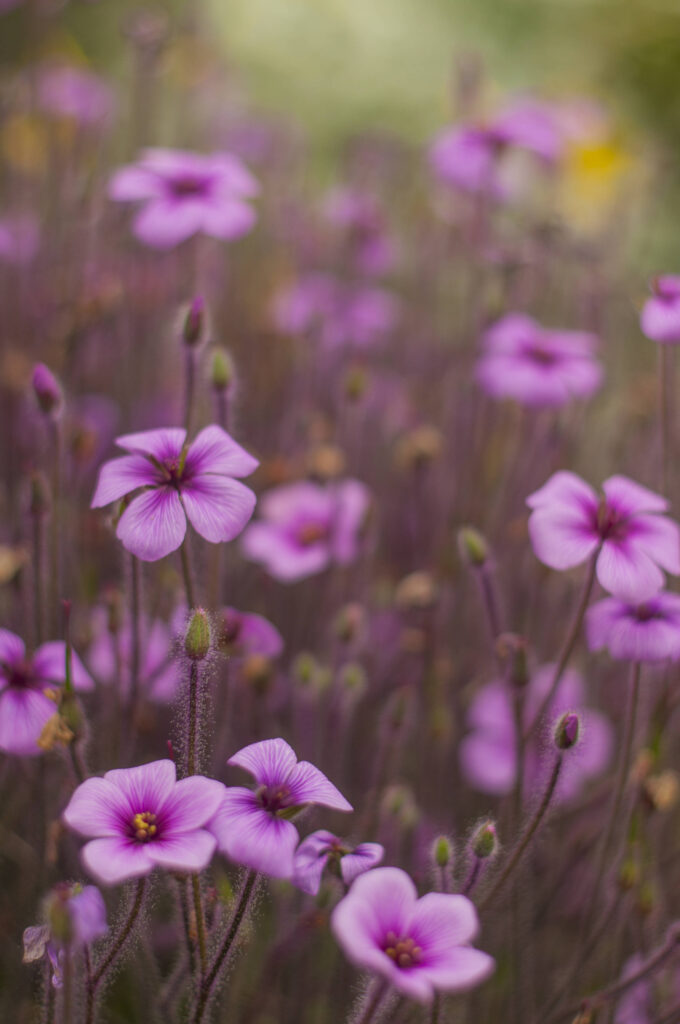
[527,471,680,602]
[62,759,226,886]
[109,148,259,249]
[88,608,182,703]
[274,273,398,350]
[476,314,603,407]
[459,665,612,801]
[91,425,258,562]
[218,607,284,659]
[241,480,370,582]
[586,591,680,662]
[209,738,353,879]
[23,884,108,989]
[331,867,494,1003]
[0,631,93,756]
[292,830,384,895]
[36,65,114,126]
[640,276,680,343]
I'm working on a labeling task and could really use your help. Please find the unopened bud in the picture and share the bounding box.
[458,526,488,567]
[184,608,212,661]
[242,654,274,692]
[433,835,453,869]
[46,887,75,944]
[30,471,51,518]
[380,784,419,828]
[471,820,498,860]
[32,363,63,416]
[637,881,655,916]
[337,662,367,698]
[554,711,580,750]
[211,346,234,390]
[183,297,205,347]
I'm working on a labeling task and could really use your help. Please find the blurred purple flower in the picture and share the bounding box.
[640,276,680,344]
[36,65,115,126]
[460,665,612,800]
[476,313,603,407]
[23,884,107,989]
[109,148,259,249]
[62,759,225,885]
[88,608,181,702]
[331,867,494,1003]
[218,607,284,659]
[0,631,93,756]
[614,955,652,1024]
[586,590,680,662]
[324,187,395,275]
[241,479,370,582]
[32,363,63,417]
[209,738,352,879]
[527,472,680,602]
[293,830,384,895]
[274,273,398,350]
[91,425,258,562]
[0,214,39,266]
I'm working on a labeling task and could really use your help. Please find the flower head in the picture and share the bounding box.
[586,591,680,662]
[476,314,603,407]
[0,630,93,756]
[292,830,384,895]
[209,738,352,879]
[241,480,370,582]
[109,148,259,249]
[62,759,226,885]
[331,867,494,1003]
[91,425,258,562]
[217,607,284,660]
[527,471,680,602]
[23,884,107,989]
[640,276,680,344]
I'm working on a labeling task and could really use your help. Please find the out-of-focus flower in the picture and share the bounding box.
[476,314,603,407]
[209,738,352,879]
[32,363,63,417]
[241,479,370,582]
[91,425,258,562]
[0,214,39,265]
[88,608,182,702]
[62,759,225,885]
[0,630,93,756]
[586,591,680,662]
[217,607,284,659]
[331,866,494,1003]
[23,884,108,988]
[292,830,384,894]
[109,148,258,249]
[640,276,680,344]
[527,472,680,602]
[274,273,398,350]
[460,665,612,801]
[324,187,395,275]
[36,65,115,126]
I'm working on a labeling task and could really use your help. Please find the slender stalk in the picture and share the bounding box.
[180,539,197,609]
[659,344,671,498]
[177,876,196,977]
[49,419,63,634]
[85,879,145,1024]
[462,858,482,897]
[192,869,258,1024]
[68,742,86,784]
[192,872,207,976]
[477,563,503,645]
[44,959,56,1024]
[184,347,196,436]
[356,979,389,1024]
[479,755,563,910]
[187,661,199,777]
[430,994,440,1024]
[32,512,45,647]
[129,555,142,716]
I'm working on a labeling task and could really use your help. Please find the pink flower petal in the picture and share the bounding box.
[0,688,55,756]
[181,475,256,544]
[91,455,159,508]
[115,428,186,462]
[202,198,257,240]
[32,642,94,691]
[292,831,335,895]
[108,165,161,201]
[409,892,480,951]
[602,476,668,515]
[104,759,176,815]
[147,829,216,873]
[597,542,665,603]
[0,628,25,670]
[62,776,133,837]
[228,737,297,786]
[526,470,598,511]
[340,844,385,885]
[132,199,206,249]
[630,514,680,574]
[116,488,186,561]
[285,761,353,811]
[81,836,154,886]
[162,776,226,833]
[210,788,299,878]
[241,523,330,582]
[528,508,598,570]
[185,425,259,478]
[420,947,495,993]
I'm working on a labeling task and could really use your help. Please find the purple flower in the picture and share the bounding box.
[209,738,353,879]
[460,665,612,801]
[527,471,680,602]
[640,276,680,344]
[88,608,182,702]
[274,273,398,350]
[91,425,258,562]
[217,607,284,659]
[331,867,494,1003]
[32,363,63,416]
[109,148,258,249]
[62,759,226,885]
[36,65,115,126]
[0,631,93,756]
[241,480,370,582]
[476,314,603,407]
[292,830,384,895]
[23,884,107,989]
[586,591,680,662]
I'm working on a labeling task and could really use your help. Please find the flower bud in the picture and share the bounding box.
[182,296,205,347]
[211,346,234,391]
[242,654,274,692]
[333,602,366,644]
[471,820,498,860]
[618,859,639,891]
[184,608,212,661]
[32,363,63,416]
[394,425,443,472]
[554,711,580,750]
[457,526,488,567]
[46,886,76,945]
[432,835,453,869]
[337,662,367,699]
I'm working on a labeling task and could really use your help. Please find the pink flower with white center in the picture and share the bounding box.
[527,471,680,602]
[209,738,353,879]
[109,148,258,249]
[586,591,680,663]
[0,630,93,756]
[91,425,258,562]
[476,313,603,407]
[62,760,226,886]
[292,830,384,895]
[241,480,370,583]
[640,276,680,343]
[331,867,494,1003]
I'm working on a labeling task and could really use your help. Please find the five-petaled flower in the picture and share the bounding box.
[331,866,494,1003]
[0,630,93,756]
[62,759,226,885]
[586,590,680,662]
[209,738,353,879]
[109,148,258,249]
[527,471,680,602]
[292,830,384,895]
[91,425,258,562]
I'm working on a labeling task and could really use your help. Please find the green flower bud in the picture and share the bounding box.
[471,820,498,860]
[211,346,234,391]
[457,526,488,567]
[184,608,212,661]
[433,835,453,869]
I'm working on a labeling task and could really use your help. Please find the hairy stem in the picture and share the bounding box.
[85,879,145,1024]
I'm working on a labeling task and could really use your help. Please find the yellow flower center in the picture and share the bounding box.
[132,811,158,842]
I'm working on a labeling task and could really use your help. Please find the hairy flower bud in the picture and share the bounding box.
[344,365,369,402]
[433,835,453,869]
[458,526,489,567]
[183,296,205,347]
[211,346,234,391]
[184,608,212,661]
[471,820,498,860]
[32,363,63,416]
[554,711,580,750]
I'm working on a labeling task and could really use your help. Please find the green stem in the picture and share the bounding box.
[192,872,207,977]
[85,879,145,1024]
[187,661,199,777]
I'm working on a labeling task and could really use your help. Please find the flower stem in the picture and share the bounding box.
[85,878,145,1024]
[129,554,142,717]
[192,868,258,1024]
[430,994,440,1024]
[192,872,207,977]
[659,344,672,497]
[356,979,389,1024]
[479,754,563,910]
[48,419,63,635]
[32,510,45,647]
[184,346,196,437]
[462,858,482,897]
[180,539,197,609]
